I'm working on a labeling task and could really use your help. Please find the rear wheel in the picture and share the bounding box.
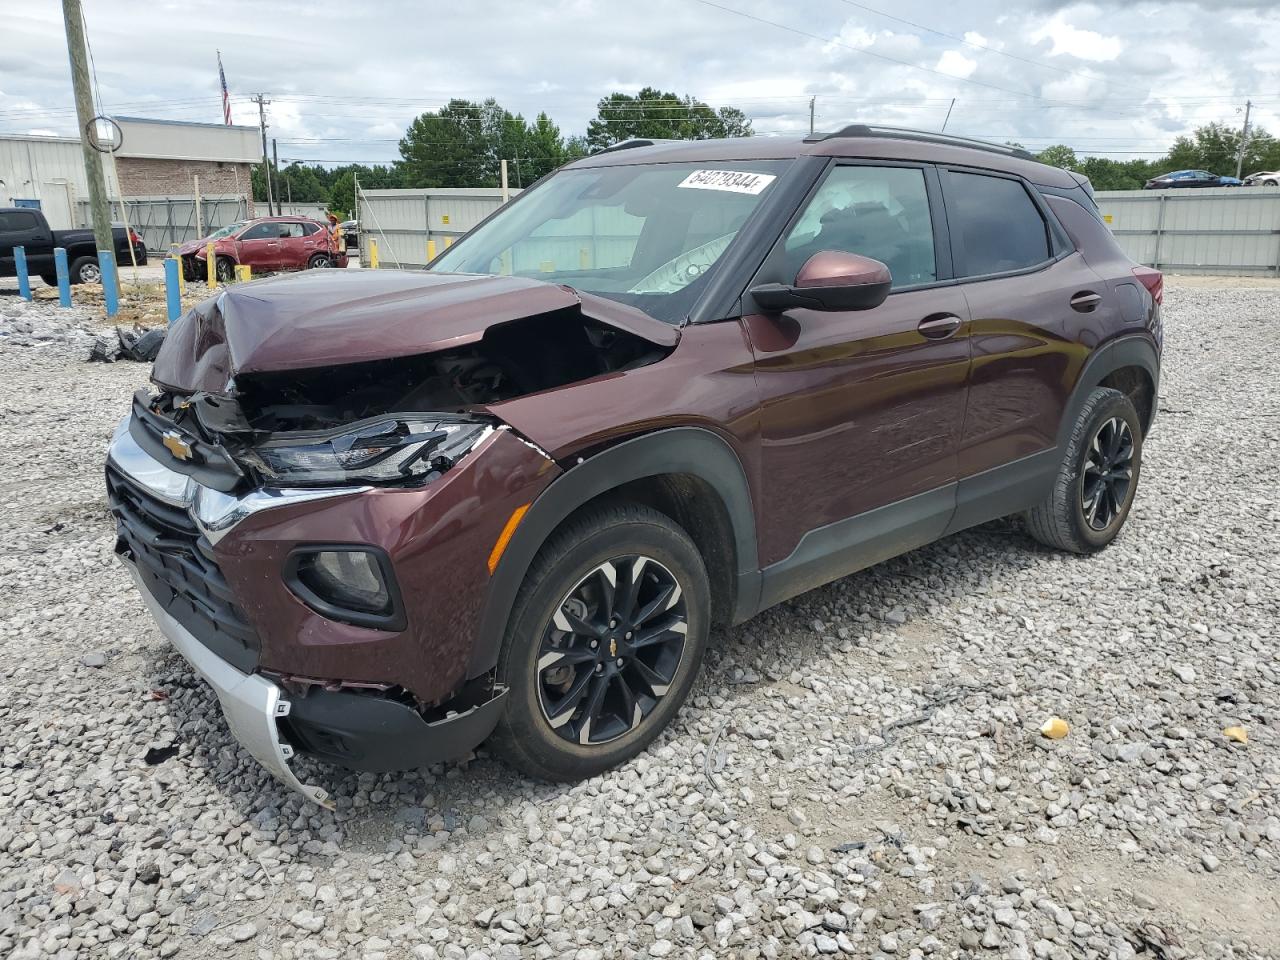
[489,503,710,781]
[68,255,100,284]
[39,273,57,287]
[1024,387,1142,553]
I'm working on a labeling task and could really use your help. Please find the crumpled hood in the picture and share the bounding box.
[151,269,678,395]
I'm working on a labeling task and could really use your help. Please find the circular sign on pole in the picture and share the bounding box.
[86,115,123,153]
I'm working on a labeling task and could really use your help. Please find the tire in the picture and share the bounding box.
[215,256,236,282]
[1266,179,1279,187]
[39,273,57,287]
[489,502,710,782]
[1024,387,1143,554]
[307,253,331,269]
[68,255,100,285]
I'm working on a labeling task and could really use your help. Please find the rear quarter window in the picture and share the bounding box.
[947,171,1051,277]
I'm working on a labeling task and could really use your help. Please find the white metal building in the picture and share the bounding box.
[0,117,259,230]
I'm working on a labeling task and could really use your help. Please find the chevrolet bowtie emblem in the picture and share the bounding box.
[162,430,193,461]
[609,638,617,657]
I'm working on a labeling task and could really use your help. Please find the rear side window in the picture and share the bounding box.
[948,172,1050,277]
[299,222,321,236]
[0,211,39,231]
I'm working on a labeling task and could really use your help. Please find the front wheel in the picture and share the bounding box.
[489,503,710,781]
[215,256,236,282]
[307,253,331,269]
[1024,387,1143,553]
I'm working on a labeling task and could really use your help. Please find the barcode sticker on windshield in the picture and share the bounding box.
[678,170,777,195]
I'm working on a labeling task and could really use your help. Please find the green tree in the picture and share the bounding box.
[586,87,753,150]
[328,171,356,219]
[1162,122,1277,177]
[1036,145,1079,170]
[399,99,579,188]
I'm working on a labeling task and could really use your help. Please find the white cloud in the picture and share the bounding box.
[936,50,978,79]
[1030,14,1124,62]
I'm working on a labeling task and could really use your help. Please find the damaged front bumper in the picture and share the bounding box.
[122,559,336,808]
[107,415,524,806]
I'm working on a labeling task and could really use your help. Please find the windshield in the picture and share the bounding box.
[429,160,792,324]
[207,221,246,240]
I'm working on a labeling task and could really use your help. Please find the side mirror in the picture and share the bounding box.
[750,251,892,313]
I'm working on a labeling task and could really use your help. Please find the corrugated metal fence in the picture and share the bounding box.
[357,188,516,267]
[357,184,1280,278]
[76,194,249,252]
[1096,187,1280,276]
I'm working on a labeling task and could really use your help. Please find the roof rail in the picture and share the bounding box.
[804,124,1035,161]
[595,138,676,154]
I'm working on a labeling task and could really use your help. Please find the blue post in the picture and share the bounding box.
[53,247,71,308]
[14,246,31,300]
[164,257,182,324]
[98,250,119,318]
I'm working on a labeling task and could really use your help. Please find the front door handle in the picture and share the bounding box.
[1070,291,1102,312]
[917,313,963,340]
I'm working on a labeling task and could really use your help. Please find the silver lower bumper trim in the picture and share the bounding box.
[125,562,333,808]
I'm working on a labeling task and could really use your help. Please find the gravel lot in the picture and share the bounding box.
[1,279,1278,960]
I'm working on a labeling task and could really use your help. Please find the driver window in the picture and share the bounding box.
[784,165,936,288]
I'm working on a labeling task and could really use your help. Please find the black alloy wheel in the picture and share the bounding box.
[1024,386,1143,553]
[1081,416,1134,531]
[489,502,710,782]
[215,257,236,282]
[537,555,688,745]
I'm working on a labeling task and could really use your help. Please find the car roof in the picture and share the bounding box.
[568,126,1082,189]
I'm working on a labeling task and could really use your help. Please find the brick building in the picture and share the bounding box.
[113,117,259,206]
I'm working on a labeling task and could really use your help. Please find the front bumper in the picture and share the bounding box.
[107,413,543,804]
[123,559,335,807]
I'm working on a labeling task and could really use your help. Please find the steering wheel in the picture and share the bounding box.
[628,233,735,295]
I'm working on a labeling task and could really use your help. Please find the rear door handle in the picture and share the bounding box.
[1070,291,1102,312]
[917,313,963,340]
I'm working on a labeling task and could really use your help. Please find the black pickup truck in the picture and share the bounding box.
[0,207,147,285]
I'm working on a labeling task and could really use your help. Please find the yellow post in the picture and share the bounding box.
[443,236,453,248]
[579,247,591,270]
[369,238,379,269]
[426,239,437,261]
[206,243,216,287]
[169,255,185,295]
[235,264,252,283]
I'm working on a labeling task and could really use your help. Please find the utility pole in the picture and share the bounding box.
[1236,99,1253,180]
[808,96,815,136]
[252,93,274,216]
[61,0,114,272]
[272,137,282,214]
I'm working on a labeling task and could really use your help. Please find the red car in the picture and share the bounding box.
[179,216,346,281]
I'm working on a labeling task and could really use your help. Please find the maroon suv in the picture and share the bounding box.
[107,126,1161,806]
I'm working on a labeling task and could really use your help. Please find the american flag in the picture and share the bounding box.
[218,51,231,125]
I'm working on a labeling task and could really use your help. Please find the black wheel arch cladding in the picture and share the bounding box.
[1058,334,1160,446]
[469,427,759,680]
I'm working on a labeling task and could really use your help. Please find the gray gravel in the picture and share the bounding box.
[1,280,1278,960]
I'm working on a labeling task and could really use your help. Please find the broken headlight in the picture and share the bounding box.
[246,417,491,487]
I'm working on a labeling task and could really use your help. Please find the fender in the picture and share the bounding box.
[1057,333,1161,447]
[468,427,761,678]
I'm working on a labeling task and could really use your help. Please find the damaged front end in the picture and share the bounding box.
[110,270,676,804]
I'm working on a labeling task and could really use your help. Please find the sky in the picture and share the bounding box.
[1,0,1277,169]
